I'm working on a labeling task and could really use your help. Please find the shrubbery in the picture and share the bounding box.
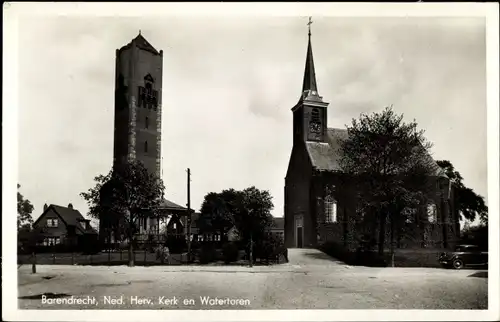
[222,242,239,263]
[198,244,217,264]
[254,234,288,264]
[319,241,387,267]
[166,236,187,254]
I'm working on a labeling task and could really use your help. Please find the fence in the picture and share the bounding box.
[17,249,188,267]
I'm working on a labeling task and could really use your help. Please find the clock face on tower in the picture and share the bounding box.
[309,122,322,134]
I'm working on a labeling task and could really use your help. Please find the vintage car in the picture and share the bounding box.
[439,244,488,269]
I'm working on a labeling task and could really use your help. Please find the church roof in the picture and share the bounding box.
[306,128,347,172]
[306,128,447,177]
[119,32,160,55]
[298,20,324,104]
[302,33,317,95]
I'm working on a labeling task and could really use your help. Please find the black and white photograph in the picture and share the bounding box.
[3,2,499,321]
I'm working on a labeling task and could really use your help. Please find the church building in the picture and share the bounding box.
[284,22,461,250]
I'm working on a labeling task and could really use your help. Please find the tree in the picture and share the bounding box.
[460,222,488,249]
[199,186,274,266]
[80,161,165,267]
[198,190,236,240]
[17,184,34,230]
[234,187,274,244]
[436,160,488,225]
[340,106,437,262]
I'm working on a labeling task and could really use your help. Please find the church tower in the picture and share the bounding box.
[291,18,329,144]
[113,32,163,178]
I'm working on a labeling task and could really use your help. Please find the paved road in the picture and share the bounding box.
[17,249,488,310]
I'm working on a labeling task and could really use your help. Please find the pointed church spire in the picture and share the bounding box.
[301,17,319,99]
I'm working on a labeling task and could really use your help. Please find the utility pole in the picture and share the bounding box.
[186,168,192,263]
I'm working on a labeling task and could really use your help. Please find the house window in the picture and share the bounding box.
[47,218,58,227]
[197,235,203,242]
[144,141,148,153]
[173,223,177,230]
[145,116,149,129]
[44,237,60,246]
[324,197,337,223]
[427,203,437,223]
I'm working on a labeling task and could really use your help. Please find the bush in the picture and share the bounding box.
[222,242,239,263]
[461,224,488,250]
[320,242,357,264]
[166,236,187,254]
[81,239,102,255]
[255,234,288,264]
[199,244,217,264]
[319,241,387,267]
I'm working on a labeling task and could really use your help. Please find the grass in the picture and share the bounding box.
[320,242,448,268]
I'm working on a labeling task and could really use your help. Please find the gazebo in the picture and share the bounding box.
[135,198,191,243]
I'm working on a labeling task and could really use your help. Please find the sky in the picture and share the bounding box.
[17,15,488,223]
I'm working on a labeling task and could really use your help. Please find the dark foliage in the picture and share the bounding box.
[254,234,288,264]
[165,235,187,254]
[436,160,488,224]
[199,186,274,265]
[198,244,217,264]
[460,224,488,250]
[339,106,437,258]
[320,242,387,267]
[17,184,34,230]
[80,161,165,266]
[222,242,239,263]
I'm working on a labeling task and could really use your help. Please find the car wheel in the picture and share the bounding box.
[452,259,464,270]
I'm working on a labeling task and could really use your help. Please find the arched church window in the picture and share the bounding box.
[311,108,320,122]
[427,203,437,223]
[144,141,148,153]
[324,195,337,223]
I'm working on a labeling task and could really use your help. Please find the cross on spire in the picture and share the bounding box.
[307,17,313,36]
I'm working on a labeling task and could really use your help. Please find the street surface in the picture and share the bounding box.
[18,249,488,309]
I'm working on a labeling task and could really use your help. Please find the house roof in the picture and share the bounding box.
[159,199,188,212]
[34,204,98,235]
[306,127,447,178]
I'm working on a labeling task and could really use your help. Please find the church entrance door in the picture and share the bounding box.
[295,215,304,248]
[297,227,303,248]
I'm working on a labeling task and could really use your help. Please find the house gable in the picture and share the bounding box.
[33,204,97,235]
[33,208,64,227]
